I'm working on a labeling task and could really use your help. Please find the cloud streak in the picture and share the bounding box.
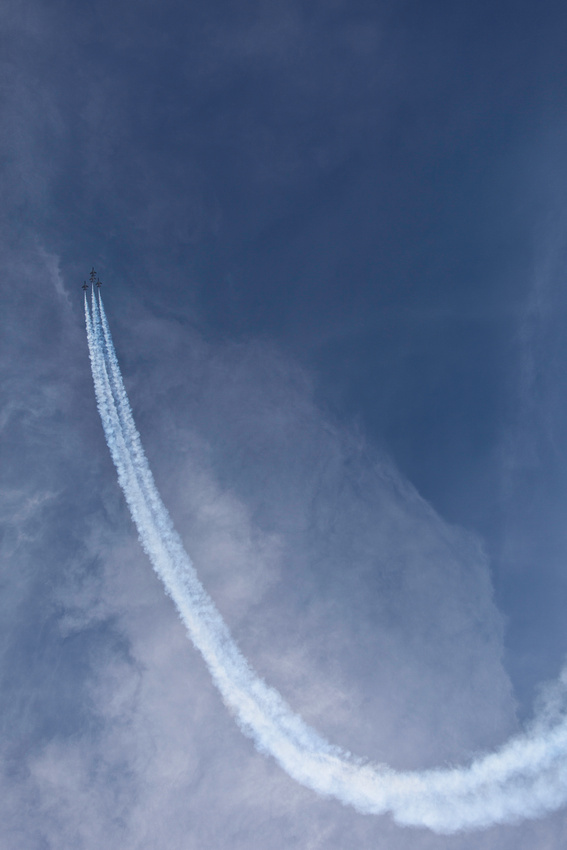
[85,290,567,833]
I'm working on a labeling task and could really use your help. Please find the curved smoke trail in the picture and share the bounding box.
[85,292,567,833]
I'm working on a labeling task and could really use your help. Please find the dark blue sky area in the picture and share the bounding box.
[20,0,561,523]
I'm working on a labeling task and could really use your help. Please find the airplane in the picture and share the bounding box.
[82,281,88,291]
[96,278,102,288]
[89,267,97,284]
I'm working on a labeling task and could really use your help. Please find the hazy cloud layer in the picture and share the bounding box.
[0,253,523,846]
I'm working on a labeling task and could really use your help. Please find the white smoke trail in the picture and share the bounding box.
[85,292,567,833]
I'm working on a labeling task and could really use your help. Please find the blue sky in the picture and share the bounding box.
[4,0,567,846]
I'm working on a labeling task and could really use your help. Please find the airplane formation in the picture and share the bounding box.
[83,267,102,290]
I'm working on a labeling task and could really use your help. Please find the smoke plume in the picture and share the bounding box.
[84,291,567,833]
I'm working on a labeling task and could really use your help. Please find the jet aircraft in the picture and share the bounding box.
[82,281,88,291]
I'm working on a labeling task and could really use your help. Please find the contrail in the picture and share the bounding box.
[85,292,567,833]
